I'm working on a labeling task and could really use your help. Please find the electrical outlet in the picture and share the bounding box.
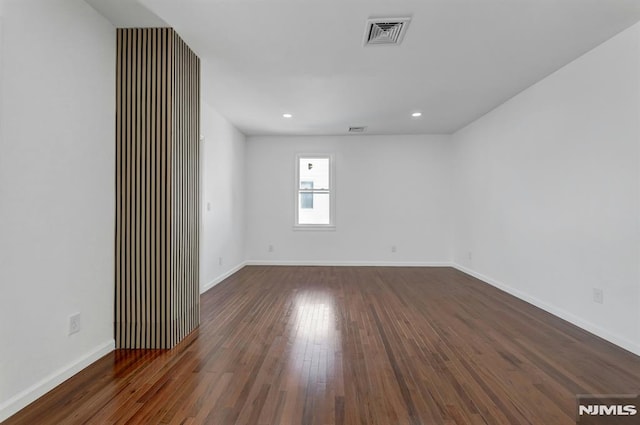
[468,251,473,261]
[268,245,274,252]
[206,202,211,211]
[593,288,603,304]
[69,313,81,335]
[218,257,223,266]
[391,245,397,253]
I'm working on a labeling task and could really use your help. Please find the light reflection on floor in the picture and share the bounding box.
[286,289,340,396]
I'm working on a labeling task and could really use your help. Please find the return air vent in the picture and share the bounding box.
[348,126,367,133]
[364,17,411,46]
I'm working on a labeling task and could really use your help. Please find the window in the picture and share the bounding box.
[295,155,334,229]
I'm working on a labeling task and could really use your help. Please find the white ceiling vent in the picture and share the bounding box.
[348,126,367,133]
[364,17,411,46]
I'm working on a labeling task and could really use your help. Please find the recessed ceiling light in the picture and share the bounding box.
[412,112,422,117]
[282,113,293,118]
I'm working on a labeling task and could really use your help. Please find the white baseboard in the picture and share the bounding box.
[201,262,247,294]
[0,339,115,423]
[245,260,453,267]
[452,263,640,357]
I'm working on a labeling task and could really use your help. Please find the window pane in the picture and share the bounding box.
[300,181,313,209]
[299,158,329,189]
[298,193,330,224]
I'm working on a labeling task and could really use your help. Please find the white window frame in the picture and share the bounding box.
[294,153,335,231]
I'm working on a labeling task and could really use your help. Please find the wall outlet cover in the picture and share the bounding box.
[593,288,604,304]
[69,313,81,335]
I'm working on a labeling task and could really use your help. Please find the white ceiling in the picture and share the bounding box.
[86,0,640,136]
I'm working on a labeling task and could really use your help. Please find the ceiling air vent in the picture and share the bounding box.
[364,17,411,46]
[348,126,367,133]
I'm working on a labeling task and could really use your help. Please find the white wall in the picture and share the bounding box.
[0,0,115,420]
[245,135,452,265]
[200,99,246,292]
[451,23,640,355]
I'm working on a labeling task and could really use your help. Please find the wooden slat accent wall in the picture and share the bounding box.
[170,33,200,345]
[115,28,200,349]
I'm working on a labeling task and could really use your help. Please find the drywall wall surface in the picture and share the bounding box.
[451,23,640,354]
[200,97,246,292]
[0,0,115,419]
[245,134,453,265]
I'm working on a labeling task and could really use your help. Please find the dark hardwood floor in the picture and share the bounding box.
[4,266,640,424]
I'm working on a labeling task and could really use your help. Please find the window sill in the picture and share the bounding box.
[293,224,336,231]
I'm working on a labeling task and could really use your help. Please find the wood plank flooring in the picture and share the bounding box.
[5,266,640,424]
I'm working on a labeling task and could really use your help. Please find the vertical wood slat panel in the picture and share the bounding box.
[170,29,177,346]
[169,32,200,346]
[143,28,150,349]
[150,28,157,350]
[125,28,133,348]
[116,28,200,349]
[160,28,167,349]
[134,27,141,348]
[115,29,122,348]
[166,29,174,347]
